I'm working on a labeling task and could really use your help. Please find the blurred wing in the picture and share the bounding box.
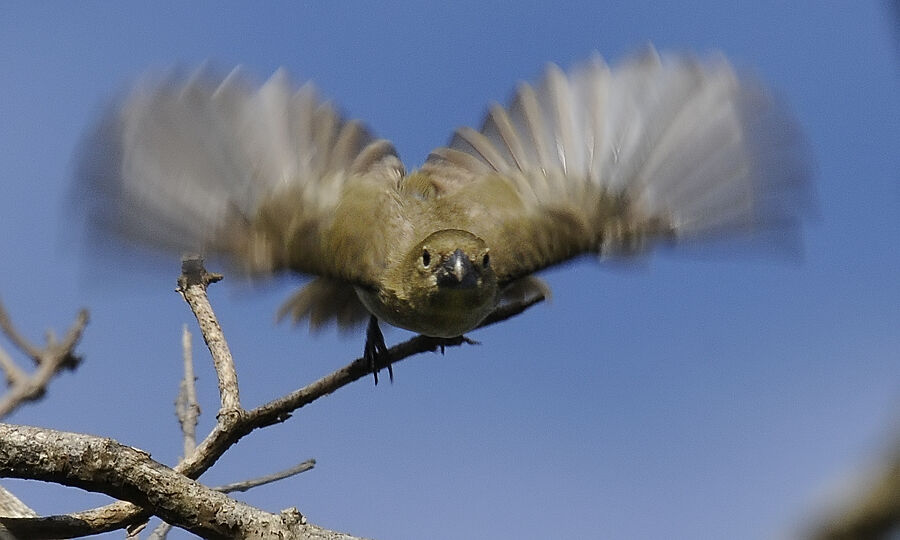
[276,277,372,331]
[76,67,403,287]
[422,49,812,283]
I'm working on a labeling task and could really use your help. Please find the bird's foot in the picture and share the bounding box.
[436,335,479,354]
[365,316,391,384]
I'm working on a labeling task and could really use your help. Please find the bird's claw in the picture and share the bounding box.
[436,336,479,354]
[365,316,391,384]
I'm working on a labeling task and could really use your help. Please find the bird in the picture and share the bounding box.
[76,48,811,383]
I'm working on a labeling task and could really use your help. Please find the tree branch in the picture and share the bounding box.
[0,265,544,538]
[0,302,43,361]
[0,424,357,540]
[175,324,200,459]
[0,300,88,419]
[177,257,241,415]
[212,459,317,494]
[0,423,250,538]
[0,300,89,533]
[147,458,318,539]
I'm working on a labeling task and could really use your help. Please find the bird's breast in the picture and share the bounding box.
[354,285,497,338]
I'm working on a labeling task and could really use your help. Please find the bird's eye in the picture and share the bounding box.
[482,253,490,267]
[422,249,431,267]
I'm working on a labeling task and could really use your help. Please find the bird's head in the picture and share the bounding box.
[375,229,498,337]
[409,229,494,291]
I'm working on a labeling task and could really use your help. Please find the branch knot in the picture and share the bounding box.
[177,256,223,290]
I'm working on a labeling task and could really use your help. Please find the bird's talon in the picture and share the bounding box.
[365,316,391,384]
[434,335,479,354]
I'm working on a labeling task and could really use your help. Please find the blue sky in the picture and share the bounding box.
[1,2,898,539]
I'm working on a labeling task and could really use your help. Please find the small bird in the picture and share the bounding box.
[76,48,811,382]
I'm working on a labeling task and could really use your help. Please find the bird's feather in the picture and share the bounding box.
[422,48,812,284]
[77,67,403,287]
[77,50,812,334]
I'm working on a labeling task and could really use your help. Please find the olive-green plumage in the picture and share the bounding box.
[77,48,810,361]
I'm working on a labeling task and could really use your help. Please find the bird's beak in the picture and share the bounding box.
[437,249,478,289]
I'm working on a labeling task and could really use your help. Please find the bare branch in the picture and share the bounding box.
[0,300,88,419]
[145,456,316,540]
[0,347,26,387]
[0,484,37,540]
[176,257,242,416]
[146,521,173,540]
[213,459,316,494]
[0,302,42,361]
[0,485,38,540]
[0,423,247,538]
[0,486,36,519]
[144,325,204,540]
[241,291,546,431]
[1,276,543,538]
[175,324,200,458]
[0,424,357,539]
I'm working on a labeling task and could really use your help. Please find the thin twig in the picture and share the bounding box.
[146,326,203,540]
[176,257,241,416]
[0,300,88,419]
[146,521,173,540]
[175,324,200,458]
[0,346,26,387]
[213,459,316,494]
[0,302,42,362]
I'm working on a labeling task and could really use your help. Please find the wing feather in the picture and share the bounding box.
[482,104,528,170]
[77,67,403,286]
[423,48,812,283]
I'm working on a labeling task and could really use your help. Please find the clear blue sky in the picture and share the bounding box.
[1,2,898,539]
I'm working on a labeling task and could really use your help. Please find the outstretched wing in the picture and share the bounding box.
[422,49,812,285]
[76,67,403,287]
